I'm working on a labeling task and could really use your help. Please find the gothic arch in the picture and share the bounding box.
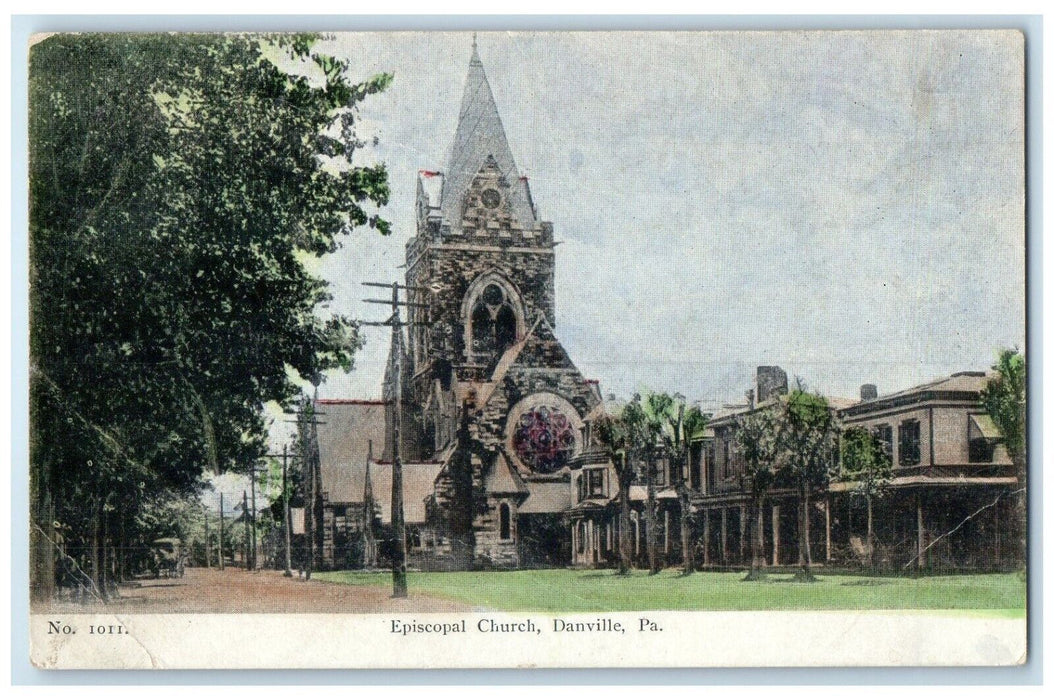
[461,271,527,362]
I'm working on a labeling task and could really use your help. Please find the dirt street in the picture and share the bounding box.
[35,567,472,614]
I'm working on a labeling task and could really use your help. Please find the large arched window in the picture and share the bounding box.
[462,274,525,363]
[470,283,517,359]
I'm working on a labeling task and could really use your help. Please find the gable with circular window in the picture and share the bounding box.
[506,393,583,474]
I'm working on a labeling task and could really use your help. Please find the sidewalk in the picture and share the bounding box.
[33,566,472,614]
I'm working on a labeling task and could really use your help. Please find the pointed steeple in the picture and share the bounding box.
[441,38,536,228]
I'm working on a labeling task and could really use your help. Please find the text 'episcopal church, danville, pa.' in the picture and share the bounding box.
[293,43,1020,574]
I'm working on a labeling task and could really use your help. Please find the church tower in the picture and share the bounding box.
[404,39,602,568]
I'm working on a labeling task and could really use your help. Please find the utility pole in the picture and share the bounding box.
[218,493,225,571]
[306,390,318,580]
[249,463,258,571]
[361,280,430,598]
[283,395,327,580]
[203,505,211,569]
[243,491,251,570]
[282,444,293,577]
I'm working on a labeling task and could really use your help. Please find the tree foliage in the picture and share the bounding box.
[29,33,392,599]
[840,427,893,501]
[980,348,1026,463]
[732,406,782,580]
[980,347,1027,568]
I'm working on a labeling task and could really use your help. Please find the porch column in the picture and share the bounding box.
[588,520,596,565]
[664,509,671,554]
[739,504,747,562]
[593,521,600,563]
[772,503,780,567]
[571,520,578,565]
[825,495,832,563]
[916,493,926,572]
[720,508,728,564]
[702,509,711,567]
[634,514,640,556]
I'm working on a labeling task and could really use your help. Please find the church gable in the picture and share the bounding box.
[460,157,518,233]
[470,314,602,443]
[506,314,578,371]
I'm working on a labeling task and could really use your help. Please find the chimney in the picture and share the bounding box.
[860,384,878,401]
[755,366,788,404]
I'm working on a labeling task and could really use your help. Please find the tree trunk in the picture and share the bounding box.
[680,491,694,575]
[617,455,632,575]
[866,494,874,571]
[118,511,127,583]
[644,455,659,575]
[90,499,102,599]
[744,492,767,581]
[796,484,815,582]
[1014,454,1027,570]
[30,477,56,603]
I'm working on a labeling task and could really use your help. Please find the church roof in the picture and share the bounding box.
[313,400,386,505]
[484,451,529,495]
[368,461,445,525]
[441,41,536,229]
[519,480,572,514]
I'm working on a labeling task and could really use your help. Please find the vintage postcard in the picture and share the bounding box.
[26,29,1027,669]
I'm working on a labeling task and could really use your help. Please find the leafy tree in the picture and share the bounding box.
[29,33,391,600]
[620,396,660,572]
[733,407,782,581]
[637,392,679,575]
[592,411,634,575]
[646,394,707,574]
[980,348,1027,567]
[839,427,893,569]
[772,387,840,582]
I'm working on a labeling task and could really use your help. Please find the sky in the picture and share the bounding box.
[301,30,1025,415]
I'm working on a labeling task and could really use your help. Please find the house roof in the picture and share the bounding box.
[441,43,536,229]
[841,371,992,416]
[313,400,387,505]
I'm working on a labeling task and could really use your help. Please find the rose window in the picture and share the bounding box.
[512,405,577,473]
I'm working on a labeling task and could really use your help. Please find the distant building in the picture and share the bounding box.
[692,367,1017,572]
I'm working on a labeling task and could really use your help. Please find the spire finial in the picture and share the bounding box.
[470,32,482,66]
[472,32,477,50]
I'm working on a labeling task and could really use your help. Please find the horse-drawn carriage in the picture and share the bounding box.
[149,537,187,578]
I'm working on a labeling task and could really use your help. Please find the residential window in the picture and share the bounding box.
[587,469,605,497]
[898,419,921,466]
[969,438,996,463]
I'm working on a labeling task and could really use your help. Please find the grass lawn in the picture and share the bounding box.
[314,569,1026,615]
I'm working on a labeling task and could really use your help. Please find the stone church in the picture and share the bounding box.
[306,41,602,571]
